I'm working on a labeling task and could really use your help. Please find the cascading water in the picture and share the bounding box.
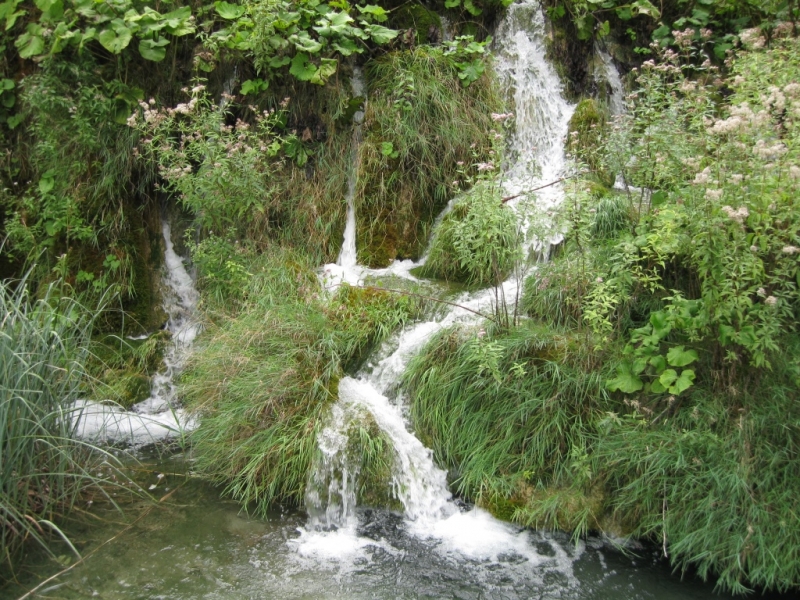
[300,0,578,578]
[595,46,626,116]
[72,220,198,446]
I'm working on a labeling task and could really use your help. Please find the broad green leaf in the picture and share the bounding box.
[649,354,666,373]
[39,173,55,194]
[314,11,353,36]
[291,31,323,53]
[139,37,169,61]
[607,364,644,394]
[357,4,387,22]
[6,113,22,129]
[659,369,678,388]
[649,310,671,338]
[444,0,460,7]
[241,78,268,95]
[289,52,316,81]
[269,55,291,68]
[34,0,63,21]
[2,92,14,108]
[0,78,14,91]
[650,379,666,394]
[666,345,698,367]
[16,24,45,58]
[669,369,695,395]
[310,57,337,85]
[363,22,398,44]
[98,25,132,53]
[215,1,245,20]
[463,0,482,16]
[332,37,359,55]
[380,141,394,156]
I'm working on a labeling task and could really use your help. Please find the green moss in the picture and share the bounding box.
[390,4,442,46]
[567,98,613,186]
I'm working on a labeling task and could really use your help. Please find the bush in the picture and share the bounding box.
[0,275,125,575]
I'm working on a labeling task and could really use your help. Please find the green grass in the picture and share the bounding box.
[0,273,129,578]
[403,320,612,507]
[181,247,421,515]
[357,46,505,265]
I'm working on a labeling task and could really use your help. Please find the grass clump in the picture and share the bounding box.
[419,182,520,286]
[358,45,504,265]
[182,247,419,515]
[0,275,126,577]
[403,321,611,518]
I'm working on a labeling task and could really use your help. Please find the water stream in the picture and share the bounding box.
[71,220,198,446]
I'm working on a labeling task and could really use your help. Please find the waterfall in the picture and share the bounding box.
[300,0,576,567]
[72,220,198,446]
[595,46,626,116]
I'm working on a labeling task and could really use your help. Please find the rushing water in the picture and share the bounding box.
[70,220,198,446]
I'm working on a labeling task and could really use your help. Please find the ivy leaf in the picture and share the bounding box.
[607,363,644,394]
[139,37,169,61]
[314,11,354,36]
[215,1,245,20]
[98,23,133,54]
[310,57,337,85]
[666,345,698,367]
[455,59,484,86]
[650,379,666,394]
[649,354,666,373]
[669,369,695,395]
[39,171,55,194]
[289,52,316,81]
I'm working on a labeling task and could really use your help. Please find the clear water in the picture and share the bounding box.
[6,456,741,600]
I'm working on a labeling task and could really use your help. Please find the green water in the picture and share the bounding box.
[4,454,765,600]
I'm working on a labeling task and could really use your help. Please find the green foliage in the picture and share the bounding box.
[357,45,504,265]
[211,0,399,86]
[7,0,195,62]
[182,248,419,514]
[0,274,131,575]
[420,182,520,286]
[403,321,612,508]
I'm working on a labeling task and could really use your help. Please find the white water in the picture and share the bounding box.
[596,47,626,116]
[300,0,577,577]
[72,221,198,446]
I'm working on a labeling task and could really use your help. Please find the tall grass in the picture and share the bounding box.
[182,247,420,515]
[0,274,122,575]
[358,46,505,266]
[403,321,612,510]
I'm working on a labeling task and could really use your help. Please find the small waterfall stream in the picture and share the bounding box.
[72,220,198,446]
[300,0,578,575]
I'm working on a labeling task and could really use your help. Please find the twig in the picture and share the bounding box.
[17,483,186,600]
[501,172,586,204]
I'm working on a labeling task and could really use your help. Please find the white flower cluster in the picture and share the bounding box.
[739,28,765,49]
[753,139,788,160]
[721,205,749,224]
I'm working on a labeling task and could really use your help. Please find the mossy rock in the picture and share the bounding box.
[390,4,443,46]
[567,98,614,187]
[106,370,152,409]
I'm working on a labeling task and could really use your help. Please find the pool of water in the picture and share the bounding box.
[6,454,746,600]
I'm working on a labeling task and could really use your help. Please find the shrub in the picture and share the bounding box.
[420,182,520,286]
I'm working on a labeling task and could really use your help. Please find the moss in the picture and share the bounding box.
[567,98,613,186]
[351,418,403,511]
[390,4,442,46]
